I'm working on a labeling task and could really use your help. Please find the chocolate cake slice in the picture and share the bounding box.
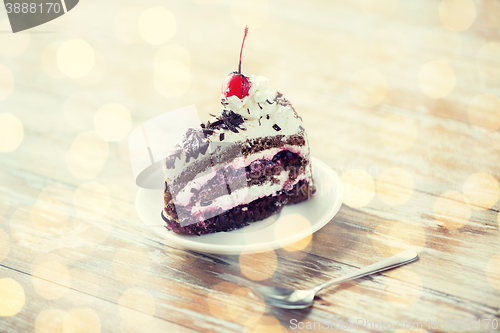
[162,74,314,235]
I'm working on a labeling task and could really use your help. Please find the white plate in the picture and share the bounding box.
[136,157,343,255]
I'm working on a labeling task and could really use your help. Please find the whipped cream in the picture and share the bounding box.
[225,75,280,120]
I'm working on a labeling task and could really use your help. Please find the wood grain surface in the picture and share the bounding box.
[1,0,499,332]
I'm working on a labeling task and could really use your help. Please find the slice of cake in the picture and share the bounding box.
[162,27,313,235]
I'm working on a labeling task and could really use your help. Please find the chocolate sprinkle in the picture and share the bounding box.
[258,103,262,110]
[273,124,281,131]
[266,99,273,104]
[209,119,224,128]
[258,116,262,126]
[220,133,225,141]
[202,129,214,136]
[266,114,270,119]
[247,108,250,114]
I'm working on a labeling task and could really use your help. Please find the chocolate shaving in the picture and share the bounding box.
[200,200,213,207]
[200,123,205,128]
[202,129,214,136]
[190,188,200,194]
[273,124,281,131]
[209,119,223,128]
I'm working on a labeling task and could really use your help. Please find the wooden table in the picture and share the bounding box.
[1,0,499,332]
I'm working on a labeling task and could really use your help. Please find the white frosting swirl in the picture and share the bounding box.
[225,75,280,120]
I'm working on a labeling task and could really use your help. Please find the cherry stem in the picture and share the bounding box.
[238,26,249,74]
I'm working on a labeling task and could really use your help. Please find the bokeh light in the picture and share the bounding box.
[63,308,101,333]
[72,50,106,86]
[467,94,500,131]
[35,309,66,333]
[376,167,414,206]
[73,182,111,221]
[425,28,462,61]
[138,7,176,45]
[207,282,245,321]
[340,169,375,208]
[31,189,70,235]
[433,191,471,230]
[118,287,156,325]
[274,213,312,251]
[154,44,192,99]
[418,60,455,99]
[114,6,143,44]
[0,113,24,153]
[463,172,500,210]
[0,65,15,102]
[373,220,426,257]
[485,253,500,291]
[231,0,269,29]
[439,0,476,31]
[0,278,25,317]
[32,259,71,300]
[380,114,418,152]
[0,20,30,57]
[57,39,95,78]
[66,131,109,179]
[349,69,387,107]
[477,42,500,80]
[0,230,9,263]
[94,103,132,142]
[239,247,277,281]
[361,0,398,18]
[42,42,65,79]
[113,246,150,284]
[478,0,500,28]
[63,92,100,131]
[385,268,423,307]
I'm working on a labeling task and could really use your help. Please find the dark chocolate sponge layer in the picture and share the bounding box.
[162,179,313,236]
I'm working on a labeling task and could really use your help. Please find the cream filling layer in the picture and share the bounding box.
[171,145,308,206]
[190,169,311,219]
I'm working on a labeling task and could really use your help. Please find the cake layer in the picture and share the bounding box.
[163,179,313,235]
[167,144,308,201]
[164,148,311,225]
[165,135,308,198]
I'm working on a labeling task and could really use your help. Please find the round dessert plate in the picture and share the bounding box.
[136,157,343,255]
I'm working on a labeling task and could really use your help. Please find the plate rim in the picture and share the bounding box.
[136,156,343,254]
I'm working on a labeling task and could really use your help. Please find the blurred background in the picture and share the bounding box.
[1,0,500,332]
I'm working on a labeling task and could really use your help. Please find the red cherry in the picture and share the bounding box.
[223,72,251,99]
[222,26,251,99]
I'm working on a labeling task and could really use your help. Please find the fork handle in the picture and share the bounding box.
[311,250,419,293]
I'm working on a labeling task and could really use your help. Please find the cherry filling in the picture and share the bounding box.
[185,150,305,207]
